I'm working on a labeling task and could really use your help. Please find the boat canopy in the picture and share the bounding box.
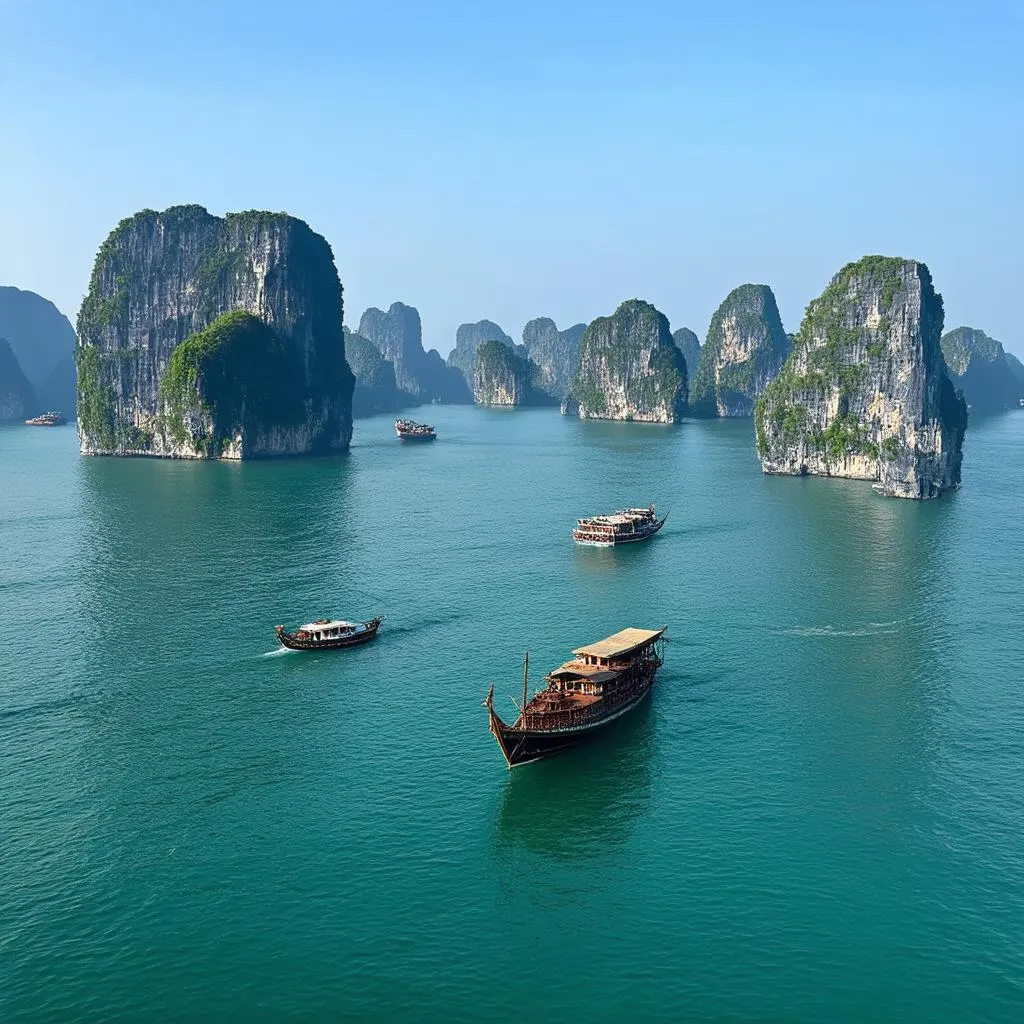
[548,665,621,683]
[572,626,666,660]
[299,619,357,632]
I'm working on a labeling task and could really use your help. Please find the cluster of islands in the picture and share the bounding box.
[2,204,1023,499]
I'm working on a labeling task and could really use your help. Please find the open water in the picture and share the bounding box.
[2,408,1023,1022]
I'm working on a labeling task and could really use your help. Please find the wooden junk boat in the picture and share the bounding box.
[572,505,666,547]
[274,616,383,651]
[483,626,667,768]
[395,418,436,441]
[24,410,67,426]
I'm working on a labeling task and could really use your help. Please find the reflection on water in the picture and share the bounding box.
[494,697,654,862]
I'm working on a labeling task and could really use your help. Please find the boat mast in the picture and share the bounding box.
[521,652,529,722]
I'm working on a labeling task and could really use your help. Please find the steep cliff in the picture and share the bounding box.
[690,285,789,417]
[1007,352,1024,396]
[940,327,1019,414]
[0,337,36,420]
[755,256,967,499]
[0,286,77,414]
[522,317,586,401]
[344,327,411,416]
[358,302,470,403]
[570,299,687,423]
[448,320,515,387]
[76,205,353,458]
[472,340,555,406]
[671,328,701,386]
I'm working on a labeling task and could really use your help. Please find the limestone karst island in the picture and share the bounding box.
[59,208,1009,509]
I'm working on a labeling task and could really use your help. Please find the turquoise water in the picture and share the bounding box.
[2,409,1023,1022]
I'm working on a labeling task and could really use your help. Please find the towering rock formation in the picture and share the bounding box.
[940,327,1020,414]
[0,337,36,420]
[671,328,701,386]
[521,317,586,402]
[344,327,411,417]
[1007,352,1024,396]
[0,286,77,413]
[690,284,789,417]
[447,320,514,387]
[569,299,687,423]
[76,205,353,458]
[755,256,967,499]
[472,340,554,406]
[358,302,470,403]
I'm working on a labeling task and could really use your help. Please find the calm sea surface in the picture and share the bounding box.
[2,408,1023,1022]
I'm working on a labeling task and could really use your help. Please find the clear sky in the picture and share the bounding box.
[0,0,1021,356]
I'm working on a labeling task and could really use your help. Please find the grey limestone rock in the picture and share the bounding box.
[448,320,515,387]
[522,317,586,402]
[0,337,36,421]
[570,299,687,423]
[76,205,354,458]
[755,256,966,499]
[690,285,789,417]
[671,327,701,388]
[940,326,1020,414]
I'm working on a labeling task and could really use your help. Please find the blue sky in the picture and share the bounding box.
[0,0,1021,356]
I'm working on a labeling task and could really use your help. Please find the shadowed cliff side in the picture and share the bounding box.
[76,205,354,458]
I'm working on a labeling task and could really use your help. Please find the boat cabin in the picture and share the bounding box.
[296,619,358,642]
[544,627,665,695]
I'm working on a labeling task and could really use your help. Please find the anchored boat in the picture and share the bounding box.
[395,419,436,441]
[24,411,67,426]
[483,626,667,768]
[572,504,666,546]
[274,616,383,650]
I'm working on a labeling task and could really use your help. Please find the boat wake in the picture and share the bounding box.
[778,620,901,638]
[260,646,294,658]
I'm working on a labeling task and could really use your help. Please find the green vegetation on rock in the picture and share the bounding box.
[691,284,788,417]
[159,311,305,456]
[571,299,686,422]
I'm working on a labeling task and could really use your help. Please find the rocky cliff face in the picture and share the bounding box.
[671,328,701,386]
[755,256,967,499]
[472,340,554,406]
[0,286,77,414]
[691,285,789,417]
[76,205,353,458]
[940,327,1019,414]
[0,337,36,420]
[448,320,514,387]
[358,302,470,403]
[344,327,413,417]
[570,299,687,423]
[522,317,586,401]
[1007,352,1024,397]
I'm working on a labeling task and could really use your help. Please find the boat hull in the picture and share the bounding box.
[572,517,666,547]
[487,680,654,768]
[397,433,436,442]
[275,617,382,651]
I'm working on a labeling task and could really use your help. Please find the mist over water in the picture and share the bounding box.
[2,410,1023,1021]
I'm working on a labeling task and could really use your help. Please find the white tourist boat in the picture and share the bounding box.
[572,505,667,547]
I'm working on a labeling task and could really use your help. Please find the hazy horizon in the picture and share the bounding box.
[1,0,1021,358]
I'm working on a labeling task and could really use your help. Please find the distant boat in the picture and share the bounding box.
[572,505,666,546]
[483,626,667,768]
[274,616,383,651]
[24,411,66,426]
[395,418,437,441]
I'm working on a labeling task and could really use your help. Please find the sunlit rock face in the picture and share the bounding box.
[755,256,967,499]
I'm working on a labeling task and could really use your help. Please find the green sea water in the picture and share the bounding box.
[2,409,1023,1022]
